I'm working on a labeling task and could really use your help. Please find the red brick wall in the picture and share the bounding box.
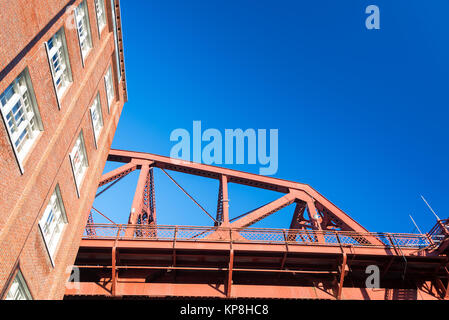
[0,0,126,299]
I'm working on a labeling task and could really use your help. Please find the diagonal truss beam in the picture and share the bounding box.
[99,149,384,246]
[98,162,137,187]
[230,193,296,229]
[107,149,372,234]
[287,201,307,242]
[290,201,307,229]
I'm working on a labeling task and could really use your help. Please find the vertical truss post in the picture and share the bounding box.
[216,178,223,226]
[86,211,96,236]
[111,246,117,296]
[287,201,307,241]
[149,168,156,225]
[226,248,234,298]
[142,167,157,237]
[126,161,152,237]
[224,229,234,297]
[336,253,347,300]
[307,199,326,243]
[217,175,230,227]
[111,225,121,296]
[143,167,156,225]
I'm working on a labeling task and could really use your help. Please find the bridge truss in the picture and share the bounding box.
[65,149,449,300]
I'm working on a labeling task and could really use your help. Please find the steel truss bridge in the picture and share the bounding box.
[65,150,449,300]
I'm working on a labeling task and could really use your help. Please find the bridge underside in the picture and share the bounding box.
[65,150,449,300]
[65,225,448,300]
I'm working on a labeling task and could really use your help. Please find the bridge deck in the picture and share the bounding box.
[65,224,446,299]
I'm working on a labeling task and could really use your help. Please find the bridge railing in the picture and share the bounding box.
[428,219,449,237]
[83,224,445,249]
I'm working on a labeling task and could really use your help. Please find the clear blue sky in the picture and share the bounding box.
[93,0,449,234]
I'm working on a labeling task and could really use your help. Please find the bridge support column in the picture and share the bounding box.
[336,253,347,300]
[126,161,152,237]
[226,249,234,298]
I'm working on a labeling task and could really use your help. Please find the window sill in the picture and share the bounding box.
[37,223,56,268]
[81,47,93,68]
[18,130,44,174]
[56,81,74,109]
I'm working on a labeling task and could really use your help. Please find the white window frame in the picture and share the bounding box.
[69,131,89,197]
[38,185,68,267]
[0,68,43,173]
[104,65,114,111]
[110,0,122,81]
[89,93,103,148]
[5,270,32,300]
[94,0,107,35]
[75,0,93,65]
[45,28,73,106]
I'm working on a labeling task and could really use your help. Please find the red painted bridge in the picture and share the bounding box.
[64,150,449,300]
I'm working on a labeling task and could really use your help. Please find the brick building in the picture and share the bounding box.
[0,0,126,299]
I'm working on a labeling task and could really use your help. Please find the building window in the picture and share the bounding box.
[90,93,103,147]
[110,0,122,80]
[5,271,32,300]
[69,131,89,196]
[45,28,72,101]
[38,186,68,264]
[0,69,43,168]
[95,0,107,34]
[75,0,93,63]
[104,66,114,110]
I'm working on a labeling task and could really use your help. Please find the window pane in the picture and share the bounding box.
[75,1,92,59]
[95,0,106,32]
[105,66,114,108]
[90,95,103,142]
[39,188,67,258]
[47,29,71,97]
[70,133,88,191]
[5,271,32,300]
[0,70,41,163]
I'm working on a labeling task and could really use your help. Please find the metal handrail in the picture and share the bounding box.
[83,223,443,249]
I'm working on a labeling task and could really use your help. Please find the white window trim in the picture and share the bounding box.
[37,185,68,268]
[110,0,122,81]
[44,28,73,108]
[0,68,43,174]
[69,131,89,198]
[95,0,107,36]
[5,270,32,300]
[104,65,114,111]
[89,93,103,148]
[75,0,93,66]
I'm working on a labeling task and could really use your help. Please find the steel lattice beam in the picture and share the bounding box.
[92,150,385,244]
[98,162,137,187]
[70,149,449,300]
[106,149,374,234]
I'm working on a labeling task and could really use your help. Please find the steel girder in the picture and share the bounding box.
[94,149,383,245]
[74,150,449,300]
